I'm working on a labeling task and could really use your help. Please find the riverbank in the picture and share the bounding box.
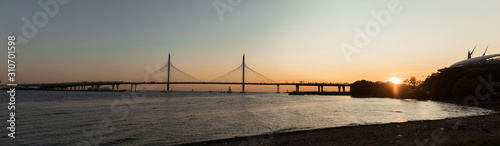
[181,113,500,145]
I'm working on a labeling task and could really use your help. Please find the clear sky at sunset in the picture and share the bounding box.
[1,0,500,91]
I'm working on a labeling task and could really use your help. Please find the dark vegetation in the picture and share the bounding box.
[351,66,500,105]
[350,76,422,99]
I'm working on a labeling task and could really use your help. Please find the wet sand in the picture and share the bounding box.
[181,113,500,146]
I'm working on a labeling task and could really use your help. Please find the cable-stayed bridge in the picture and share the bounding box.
[16,54,351,95]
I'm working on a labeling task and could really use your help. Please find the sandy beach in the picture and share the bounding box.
[182,113,500,145]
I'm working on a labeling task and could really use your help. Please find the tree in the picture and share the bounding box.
[452,76,479,102]
[403,76,421,87]
[351,80,375,97]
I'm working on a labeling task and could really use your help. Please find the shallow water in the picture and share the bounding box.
[0,91,493,145]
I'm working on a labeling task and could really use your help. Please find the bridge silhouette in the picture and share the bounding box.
[18,54,351,95]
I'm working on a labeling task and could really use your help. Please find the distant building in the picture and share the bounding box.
[440,53,500,71]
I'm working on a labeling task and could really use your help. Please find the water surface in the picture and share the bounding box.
[0,91,493,145]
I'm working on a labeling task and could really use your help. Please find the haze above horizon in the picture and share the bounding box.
[1,0,500,88]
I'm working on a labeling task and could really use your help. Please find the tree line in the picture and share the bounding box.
[351,66,500,104]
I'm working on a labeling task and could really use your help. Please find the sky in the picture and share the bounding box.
[1,0,500,91]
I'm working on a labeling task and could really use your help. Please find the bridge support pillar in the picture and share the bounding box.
[276,85,280,93]
[116,84,120,91]
[97,85,101,91]
[338,86,341,92]
[296,85,299,92]
[241,54,246,93]
[342,86,345,92]
[134,84,138,92]
[317,86,320,92]
[321,86,324,92]
[91,85,95,91]
[131,84,133,92]
[112,84,115,91]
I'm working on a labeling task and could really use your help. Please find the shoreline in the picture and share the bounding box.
[179,113,500,146]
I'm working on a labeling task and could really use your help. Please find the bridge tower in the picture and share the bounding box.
[242,54,246,93]
[167,53,171,92]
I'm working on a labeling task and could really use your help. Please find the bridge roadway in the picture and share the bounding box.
[17,81,351,93]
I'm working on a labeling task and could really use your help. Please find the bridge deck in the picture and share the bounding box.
[17,81,351,87]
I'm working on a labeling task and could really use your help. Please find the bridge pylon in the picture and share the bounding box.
[167,53,171,92]
[242,54,245,93]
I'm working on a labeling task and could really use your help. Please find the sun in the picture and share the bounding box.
[389,77,402,84]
